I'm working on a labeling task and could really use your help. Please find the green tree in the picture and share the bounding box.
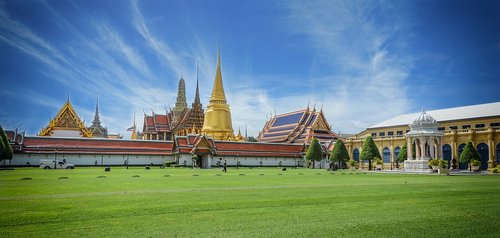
[0,127,13,161]
[330,139,349,169]
[359,136,380,170]
[398,143,407,162]
[246,136,258,142]
[305,138,322,168]
[459,141,480,171]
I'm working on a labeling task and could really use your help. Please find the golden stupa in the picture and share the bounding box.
[201,48,235,140]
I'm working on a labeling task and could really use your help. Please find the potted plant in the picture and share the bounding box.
[374,158,383,170]
[348,159,357,171]
[470,159,481,171]
[428,159,440,172]
[438,159,449,175]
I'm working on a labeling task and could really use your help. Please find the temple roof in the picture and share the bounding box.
[258,107,337,144]
[39,98,92,138]
[174,135,304,158]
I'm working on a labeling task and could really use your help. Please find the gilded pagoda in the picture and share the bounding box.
[201,48,235,140]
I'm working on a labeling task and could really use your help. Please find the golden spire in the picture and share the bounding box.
[209,47,227,103]
[202,47,234,140]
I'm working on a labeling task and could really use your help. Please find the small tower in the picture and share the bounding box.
[88,96,108,138]
[184,62,205,134]
[129,111,137,140]
[202,48,234,140]
[172,76,188,123]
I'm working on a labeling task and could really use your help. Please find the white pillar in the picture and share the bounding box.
[407,138,413,160]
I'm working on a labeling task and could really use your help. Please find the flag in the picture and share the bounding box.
[126,125,136,131]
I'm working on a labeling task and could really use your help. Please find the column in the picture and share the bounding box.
[390,144,394,169]
[419,138,425,160]
[407,138,413,160]
[430,137,435,159]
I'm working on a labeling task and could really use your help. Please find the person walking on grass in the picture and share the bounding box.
[223,160,227,173]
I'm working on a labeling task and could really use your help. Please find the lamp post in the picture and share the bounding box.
[54,149,58,169]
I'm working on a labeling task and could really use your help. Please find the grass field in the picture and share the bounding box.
[0,167,499,237]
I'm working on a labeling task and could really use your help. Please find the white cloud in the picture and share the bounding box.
[275,0,413,133]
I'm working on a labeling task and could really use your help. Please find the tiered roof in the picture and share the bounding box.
[39,98,92,138]
[258,107,338,144]
[174,135,304,158]
[142,113,172,134]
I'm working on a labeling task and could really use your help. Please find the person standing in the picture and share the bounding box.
[223,160,227,173]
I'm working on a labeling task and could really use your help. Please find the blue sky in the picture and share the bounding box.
[1,0,499,137]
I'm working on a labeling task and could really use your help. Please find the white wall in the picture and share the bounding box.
[7,153,173,166]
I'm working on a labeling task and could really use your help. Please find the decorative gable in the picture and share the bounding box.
[39,99,92,138]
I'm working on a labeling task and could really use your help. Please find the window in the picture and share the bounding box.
[397,131,403,135]
[438,127,445,131]
[371,133,376,137]
[475,124,485,128]
[462,125,470,129]
[379,132,385,137]
[449,126,457,130]
[388,131,394,136]
[490,122,500,127]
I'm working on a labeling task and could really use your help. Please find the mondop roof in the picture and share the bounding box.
[368,102,500,129]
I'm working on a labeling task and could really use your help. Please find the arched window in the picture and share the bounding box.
[476,143,489,170]
[383,147,390,163]
[394,147,401,160]
[442,144,452,161]
[353,148,359,162]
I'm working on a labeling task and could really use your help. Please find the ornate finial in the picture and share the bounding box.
[217,46,221,66]
[194,61,201,105]
[66,92,70,103]
[209,46,227,102]
[92,94,101,126]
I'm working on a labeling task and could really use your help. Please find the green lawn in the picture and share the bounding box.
[0,167,499,237]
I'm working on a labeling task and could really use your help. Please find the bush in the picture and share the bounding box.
[493,166,500,173]
[439,159,448,169]
[428,159,440,167]
[164,161,176,167]
[470,159,481,167]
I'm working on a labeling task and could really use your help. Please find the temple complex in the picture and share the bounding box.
[258,106,338,144]
[141,73,205,140]
[39,97,93,138]
[201,48,235,140]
